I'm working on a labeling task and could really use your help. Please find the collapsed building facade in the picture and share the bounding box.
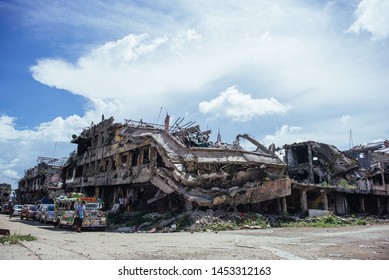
[14,115,389,217]
[283,141,389,215]
[61,116,291,212]
[18,157,66,204]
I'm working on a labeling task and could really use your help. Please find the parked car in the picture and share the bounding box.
[12,204,23,217]
[1,202,12,214]
[35,203,49,221]
[39,204,55,223]
[20,204,38,220]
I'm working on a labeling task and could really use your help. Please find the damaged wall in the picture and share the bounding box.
[18,157,65,204]
[284,141,389,215]
[60,117,291,211]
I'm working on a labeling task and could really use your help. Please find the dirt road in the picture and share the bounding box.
[1,214,389,260]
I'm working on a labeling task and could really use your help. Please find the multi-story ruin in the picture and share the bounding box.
[18,157,66,204]
[283,141,389,215]
[14,115,389,217]
[61,116,291,212]
[0,183,12,204]
[343,141,389,213]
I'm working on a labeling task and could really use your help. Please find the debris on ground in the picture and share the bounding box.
[108,210,389,233]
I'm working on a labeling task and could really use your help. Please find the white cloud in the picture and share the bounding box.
[2,169,19,181]
[348,0,389,40]
[199,86,290,122]
[3,0,389,186]
[264,125,303,147]
[30,30,239,118]
[0,96,128,188]
[341,115,351,124]
[0,115,34,142]
[0,113,92,188]
[29,1,389,114]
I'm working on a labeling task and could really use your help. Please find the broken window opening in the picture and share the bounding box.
[131,149,139,167]
[156,153,165,168]
[307,190,321,209]
[76,139,91,156]
[66,167,74,179]
[111,157,117,171]
[372,174,383,185]
[289,170,310,183]
[293,145,309,165]
[314,172,323,184]
[106,132,115,145]
[143,148,150,164]
[75,166,83,177]
[93,134,98,148]
[84,163,89,176]
[121,154,128,167]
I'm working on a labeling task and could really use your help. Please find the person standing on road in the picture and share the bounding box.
[9,202,14,219]
[75,201,86,233]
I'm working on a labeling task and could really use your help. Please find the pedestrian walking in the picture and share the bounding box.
[75,201,86,232]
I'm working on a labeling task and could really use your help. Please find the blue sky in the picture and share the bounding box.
[1,0,389,188]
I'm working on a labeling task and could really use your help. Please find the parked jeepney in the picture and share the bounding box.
[53,193,107,231]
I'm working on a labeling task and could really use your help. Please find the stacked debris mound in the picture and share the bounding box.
[110,210,273,233]
[110,210,387,233]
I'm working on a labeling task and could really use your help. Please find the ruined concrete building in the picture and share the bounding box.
[61,116,291,211]
[344,141,389,194]
[14,115,389,217]
[0,183,12,203]
[18,157,66,203]
[283,141,389,215]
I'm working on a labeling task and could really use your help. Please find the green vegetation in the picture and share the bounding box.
[239,212,269,229]
[174,214,192,231]
[108,210,176,230]
[0,234,36,245]
[338,179,356,190]
[273,214,367,228]
[106,210,375,233]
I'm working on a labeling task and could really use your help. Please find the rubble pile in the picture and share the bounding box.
[110,210,389,233]
[111,210,273,233]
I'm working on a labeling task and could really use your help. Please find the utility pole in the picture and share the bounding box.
[349,129,353,149]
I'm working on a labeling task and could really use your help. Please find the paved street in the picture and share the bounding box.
[1,214,389,260]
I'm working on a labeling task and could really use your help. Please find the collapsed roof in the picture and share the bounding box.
[67,116,291,209]
[122,121,291,207]
[284,141,360,185]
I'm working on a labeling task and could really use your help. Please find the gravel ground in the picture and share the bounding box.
[1,213,389,260]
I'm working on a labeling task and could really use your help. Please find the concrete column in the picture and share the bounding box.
[377,196,382,214]
[387,197,389,214]
[360,196,366,213]
[282,197,288,214]
[276,198,282,214]
[300,190,308,213]
[95,186,99,198]
[321,190,328,210]
[335,193,345,215]
[113,186,119,205]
